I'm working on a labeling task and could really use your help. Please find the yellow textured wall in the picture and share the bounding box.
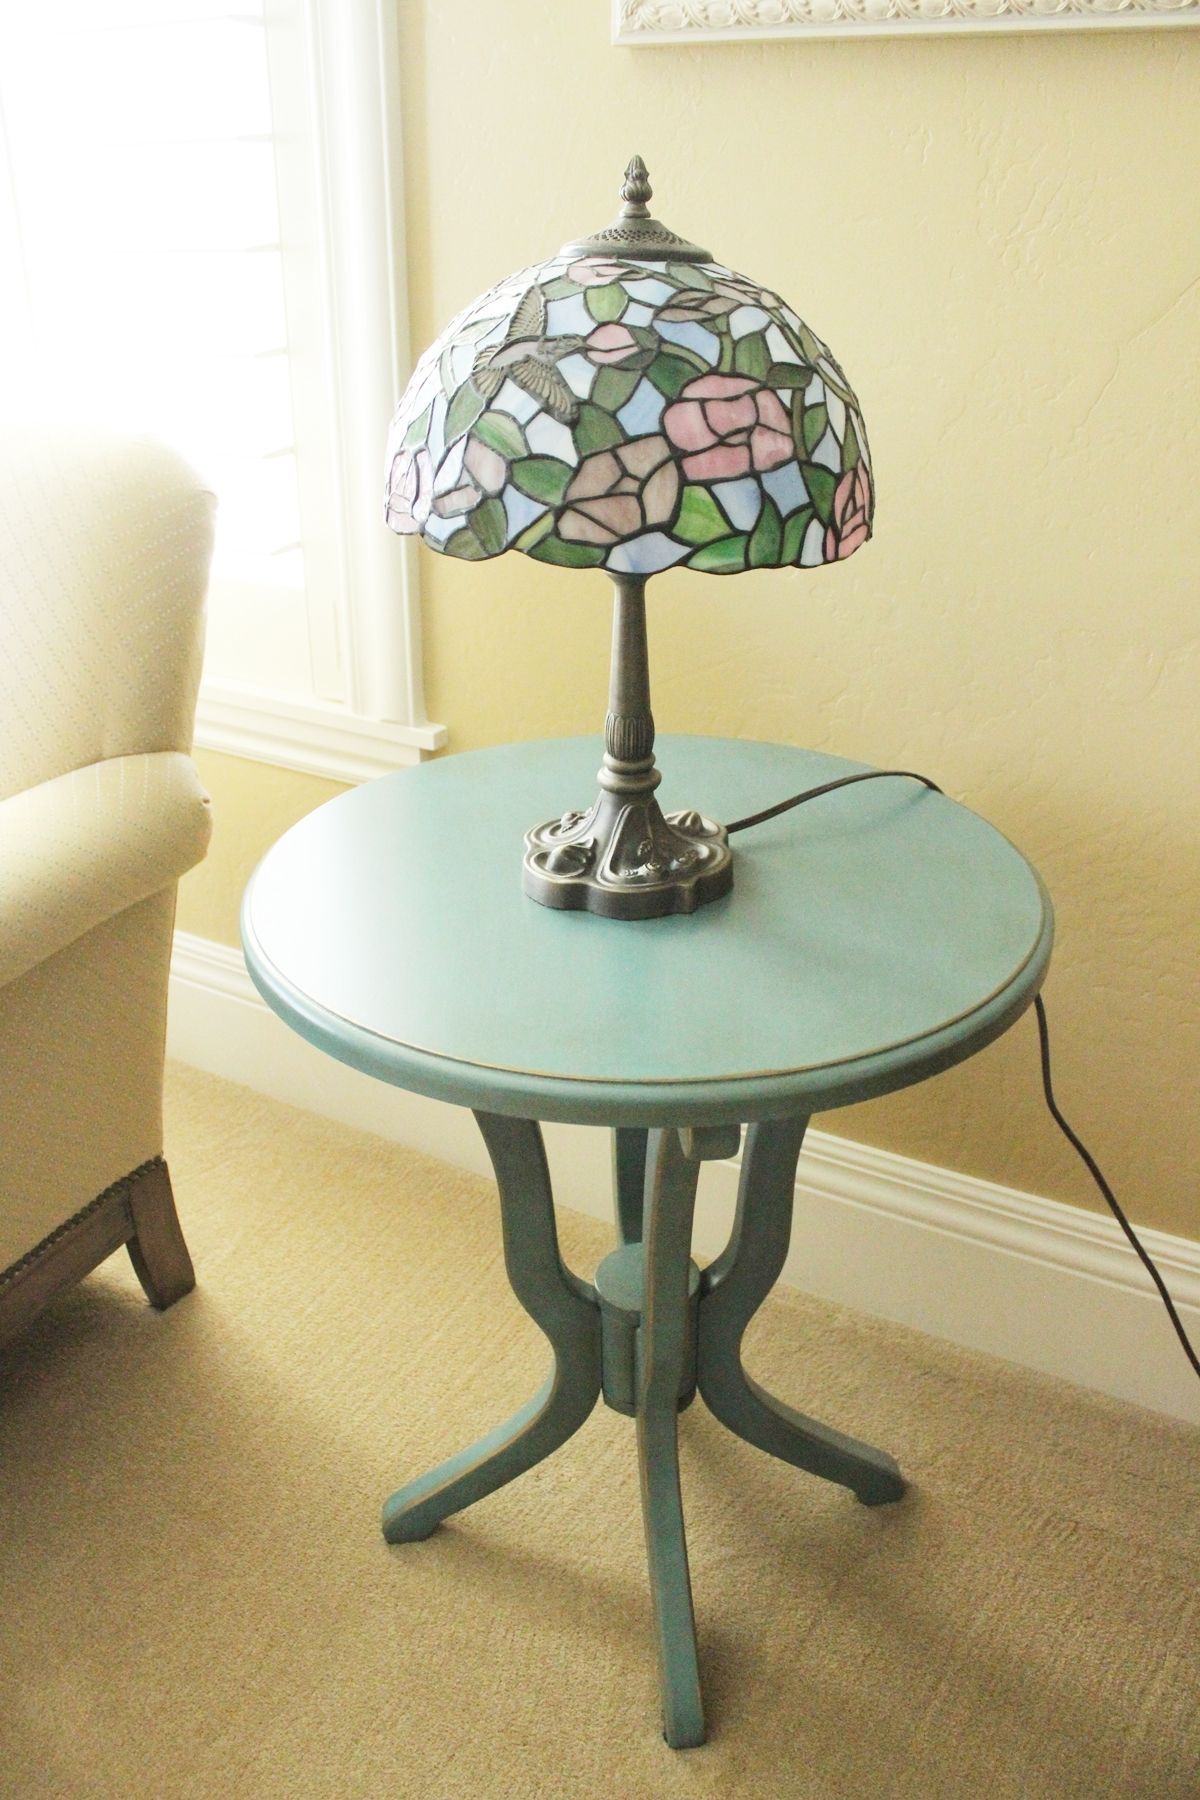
[178,11,1199,1239]
[181,753,347,944]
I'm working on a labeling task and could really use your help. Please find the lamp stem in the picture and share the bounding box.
[601,573,660,799]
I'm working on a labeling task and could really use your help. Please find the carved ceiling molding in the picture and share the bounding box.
[615,0,1200,41]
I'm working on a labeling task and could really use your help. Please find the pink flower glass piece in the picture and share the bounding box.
[664,375,796,482]
[824,465,873,561]
[568,257,633,287]
[558,434,680,546]
[385,447,433,533]
[585,323,640,366]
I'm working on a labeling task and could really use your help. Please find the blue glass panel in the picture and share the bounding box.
[494,379,540,422]
[810,428,841,472]
[654,319,721,364]
[445,338,475,386]
[616,379,666,437]
[557,354,597,401]
[800,516,826,567]
[623,301,655,326]
[622,278,675,307]
[433,434,466,493]
[729,305,771,339]
[545,292,593,337]
[525,411,578,462]
[712,478,762,532]
[607,532,691,575]
[765,323,800,366]
[762,461,809,516]
[428,391,448,456]
[502,484,546,541]
[474,314,512,351]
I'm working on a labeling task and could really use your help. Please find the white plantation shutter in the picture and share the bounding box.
[0,0,443,777]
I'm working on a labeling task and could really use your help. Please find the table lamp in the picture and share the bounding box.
[384,158,874,919]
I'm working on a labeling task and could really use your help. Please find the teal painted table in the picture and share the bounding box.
[242,736,1053,1749]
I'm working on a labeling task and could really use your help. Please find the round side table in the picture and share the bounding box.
[242,735,1053,1749]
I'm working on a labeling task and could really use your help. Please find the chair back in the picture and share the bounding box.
[0,427,216,800]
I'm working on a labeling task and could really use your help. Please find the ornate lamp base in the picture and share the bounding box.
[524,790,731,919]
[522,570,734,921]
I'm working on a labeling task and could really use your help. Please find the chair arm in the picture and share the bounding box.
[0,752,212,992]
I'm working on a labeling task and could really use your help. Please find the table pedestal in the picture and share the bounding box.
[381,1113,906,1749]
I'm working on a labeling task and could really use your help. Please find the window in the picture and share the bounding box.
[0,0,443,779]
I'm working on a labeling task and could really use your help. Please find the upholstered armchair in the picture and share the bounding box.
[0,428,215,1345]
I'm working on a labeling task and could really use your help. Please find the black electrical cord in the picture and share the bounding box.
[726,767,943,834]
[730,767,1200,1386]
[1033,992,1200,1382]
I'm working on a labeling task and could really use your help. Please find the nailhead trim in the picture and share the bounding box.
[0,1154,165,1289]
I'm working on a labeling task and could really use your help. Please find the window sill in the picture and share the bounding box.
[194,679,446,784]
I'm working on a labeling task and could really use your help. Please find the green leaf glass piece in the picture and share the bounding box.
[688,533,749,574]
[802,464,837,525]
[586,284,628,324]
[444,382,485,443]
[766,362,811,389]
[527,534,606,568]
[573,402,624,455]
[733,333,770,381]
[666,263,714,292]
[510,455,573,505]
[748,495,783,568]
[591,366,641,413]
[474,411,527,460]
[646,354,698,399]
[471,496,507,555]
[841,414,861,471]
[802,404,829,457]
[514,512,554,552]
[797,323,826,367]
[402,403,432,449]
[790,388,805,450]
[663,340,710,373]
[541,276,582,299]
[442,527,488,561]
[781,506,815,566]
[675,485,729,547]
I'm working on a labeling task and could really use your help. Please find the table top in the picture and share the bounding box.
[241,736,1053,1128]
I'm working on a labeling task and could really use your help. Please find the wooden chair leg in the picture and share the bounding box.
[125,1160,195,1310]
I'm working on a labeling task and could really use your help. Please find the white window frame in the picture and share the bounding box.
[194,0,445,782]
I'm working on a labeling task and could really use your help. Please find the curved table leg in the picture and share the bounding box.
[697,1117,906,1508]
[383,1112,601,1544]
[638,1128,706,1749]
[612,1126,648,1245]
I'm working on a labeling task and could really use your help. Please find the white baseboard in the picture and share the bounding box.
[169,931,1200,1425]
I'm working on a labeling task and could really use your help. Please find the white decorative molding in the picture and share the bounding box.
[194,679,446,783]
[615,0,1200,41]
[169,929,1200,1424]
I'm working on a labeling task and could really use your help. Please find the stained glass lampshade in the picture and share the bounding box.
[384,158,874,919]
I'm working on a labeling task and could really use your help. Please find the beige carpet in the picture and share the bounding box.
[2,1067,1197,1800]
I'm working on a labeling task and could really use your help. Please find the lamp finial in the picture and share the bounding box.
[559,154,709,263]
[619,156,652,215]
